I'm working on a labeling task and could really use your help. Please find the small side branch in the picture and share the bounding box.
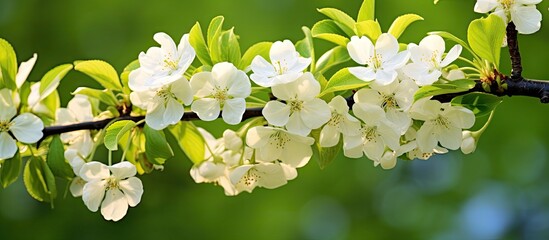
[506,22,522,80]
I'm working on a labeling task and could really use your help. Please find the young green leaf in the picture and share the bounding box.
[0,38,18,90]
[46,135,75,179]
[73,87,118,106]
[74,60,123,91]
[40,90,61,121]
[24,156,57,203]
[414,79,476,101]
[357,0,376,22]
[1,150,22,188]
[320,68,368,96]
[315,46,351,74]
[429,31,477,59]
[467,14,506,68]
[317,8,356,36]
[239,42,272,70]
[207,16,225,47]
[311,20,350,47]
[210,28,241,65]
[104,120,137,151]
[189,22,213,66]
[143,125,174,165]
[355,20,382,41]
[451,92,503,117]
[388,14,424,39]
[296,27,316,72]
[168,122,205,165]
[39,64,73,98]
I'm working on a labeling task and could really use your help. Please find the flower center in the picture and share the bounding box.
[156,87,175,101]
[328,112,343,126]
[432,114,451,129]
[499,0,514,10]
[362,125,378,142]
[269,131,290,149]
[274,60,288,75]
[0,120,12,132]
[213,88,229,103]
[289,100,304,112]
[381,94,398,110]
[163,52,180,72]
[369,53,383,70]
[105,177,120,190]
[241,168,260,186]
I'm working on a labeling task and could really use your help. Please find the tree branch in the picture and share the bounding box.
[507,22,522,80]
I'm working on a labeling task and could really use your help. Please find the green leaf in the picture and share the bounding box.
[414,79,476,101]
[467,14,506,68]
[317,8,356,36]
[355,20,382,41]
[74,60,123,91]
[189,22,213,66]
[104,120,137,151]
[357,0,375,22]
[311,20,350,47]
[1,150,22,188]
[321,68,368,96]
[39,64,73,99]
[239,42,272,70]
[24,156,57,203]
[388,14,424,39]
[73,87,118,106]
[47,135,74,179]
[451,92,502,117]
[429,31,475,57]
[0,38,18,90]
[120,59,139,95]
[315,46,351,74]
[207,16,225,47]
[143,125,174,165]
[168,122,205,165]
[211,28,241,65]
[296,27,315,59]
[40,90,61,120]
[311,130,342,170]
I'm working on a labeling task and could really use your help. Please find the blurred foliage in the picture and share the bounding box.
[1,0,549,239]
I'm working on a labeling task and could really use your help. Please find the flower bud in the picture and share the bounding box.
[461,131,477,154]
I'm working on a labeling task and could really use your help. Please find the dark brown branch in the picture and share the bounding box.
[507,22,522,80]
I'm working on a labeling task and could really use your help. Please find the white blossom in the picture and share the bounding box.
[15,53,38,89]
[262,72,330,136]
[250,40,311,87]
[80,161,143,222]
[461,130,477,154]
[229,162,297,194]
[246,126,315,168]
[319,96,361,147]
[0,89,43,159]
[129,33,195,91]
[403,35,462,86]
[347,33,410,86]
[410,98,475,152]
[474,0,542,34]
[190,62,251,125]
[130,77,193,130]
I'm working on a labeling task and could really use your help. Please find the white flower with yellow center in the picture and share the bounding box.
[0,89,43,160]
[229,162,297,194]
[343,103,400,162]
[319,96,361,147]
[190,62,251,125]
[403,35,462,86]
[262,72,330,136]
[80,161,143,222]
[347,33,410,86]
[474,0,542,34]
[129,33,195,91]
[130,77,193,130]
[246,126,315,168]
[410,99,475,152]
[250,40,311,87]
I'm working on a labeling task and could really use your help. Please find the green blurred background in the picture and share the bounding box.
[1,0,549,239]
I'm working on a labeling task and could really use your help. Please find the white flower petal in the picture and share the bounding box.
[474,0,498,13]
[82,179,107,212]
[383,50,410,70]
[416,123,438,152]
[192,98,220,122]
[375,69,398,86]
[171,77,193,105]
[245,126,272,149]
[270,40,298,64]
[145,97,168,130]
[348,67,375,82]
[16,53,37,88]
[190,72,215,98]
[511,5,542,34]
[70,177,85,197]
[375,33,399,60]
[446,107,475,129]
[227,71,251,98]
[163,97,184,125]
[301,99,330,129]
[10,113,43,143]
[109,161,137,180]
[222,98,246,125]
[320,125,340,147]
[419,35,445,60]
[101,189,129,221]
[347,36,374,65]
[119,177,143,207]
[255,163,288,189]
[440,45,462,67]
[67,95,94,122]
[279,138,312,168]
[80,161,110,182]
[0,132,17,159]
[0,89,16,121]
[286,112,310,136]
[129,89,155,110]
[262,101,290,127]
[437,126,462,150]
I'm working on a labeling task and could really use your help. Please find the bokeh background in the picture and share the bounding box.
[1,0,549,239]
